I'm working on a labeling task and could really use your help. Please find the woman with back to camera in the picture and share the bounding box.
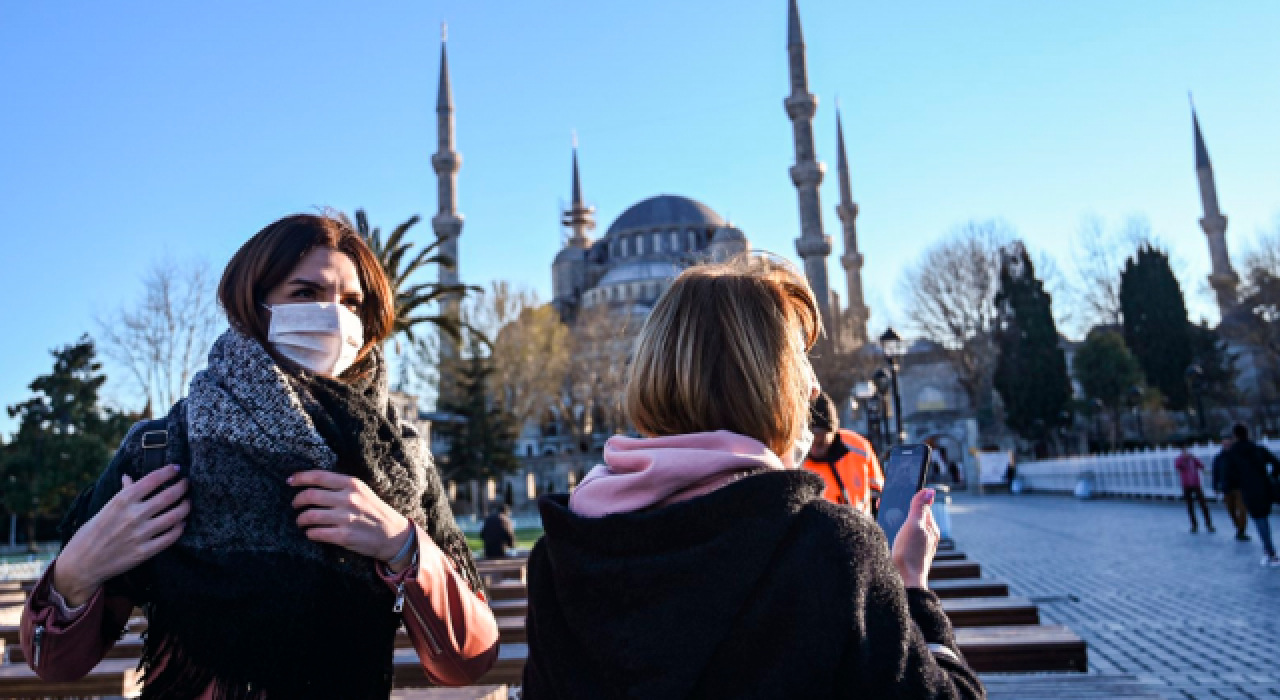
[20,214,499,699]
[522,255,985,699]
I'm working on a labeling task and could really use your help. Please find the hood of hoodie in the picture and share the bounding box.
[531,468,827,698]
[569,431,786,517]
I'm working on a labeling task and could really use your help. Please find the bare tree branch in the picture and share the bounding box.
[898,220,1011,428]
[97,258,222,412]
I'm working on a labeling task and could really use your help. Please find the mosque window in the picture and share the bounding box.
[670,231,681,251]
[653,232,663,253]
[687,229,698,250]
[635,235,644,255]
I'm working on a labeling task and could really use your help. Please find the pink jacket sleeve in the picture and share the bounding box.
[378,523,500,686]
[19,560,134,681]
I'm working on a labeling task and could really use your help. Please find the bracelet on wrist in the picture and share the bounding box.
[387,527,417,569]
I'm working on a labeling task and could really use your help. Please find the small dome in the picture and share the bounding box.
[553,245,588,266]
[711,225,746,243]
[605,195,725,236]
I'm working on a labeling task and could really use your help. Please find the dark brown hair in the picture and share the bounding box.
[625,254,821,457]
[218,213,395,378]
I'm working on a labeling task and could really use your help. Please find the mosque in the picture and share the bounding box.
[424,1,1246,508]
[433,1,870,358]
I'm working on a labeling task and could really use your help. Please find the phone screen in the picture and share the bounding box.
[876,444,932,546]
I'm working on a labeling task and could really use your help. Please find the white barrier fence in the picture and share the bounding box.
[1016,439,1280,499]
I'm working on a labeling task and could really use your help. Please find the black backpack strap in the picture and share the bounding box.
[825,462,855,507]
[138,419,170,473]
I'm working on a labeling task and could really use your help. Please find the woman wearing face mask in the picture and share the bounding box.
[20,214,499,699]
[521,255,985,699]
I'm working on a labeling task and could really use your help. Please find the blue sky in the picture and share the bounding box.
[2,0,1278,428]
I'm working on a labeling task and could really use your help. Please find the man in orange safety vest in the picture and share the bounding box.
[802,392,884,515]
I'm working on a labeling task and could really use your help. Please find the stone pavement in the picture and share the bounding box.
[949,492,1280,699]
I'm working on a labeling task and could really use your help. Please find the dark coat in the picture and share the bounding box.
[480,512,516,558]
[1223,439,1279,518]
[1211,451,1229,493]
[522,470,984,700]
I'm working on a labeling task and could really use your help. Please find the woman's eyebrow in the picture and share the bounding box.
[288,278,328,291]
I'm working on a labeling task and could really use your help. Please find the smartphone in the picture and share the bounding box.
[876,444,932,546]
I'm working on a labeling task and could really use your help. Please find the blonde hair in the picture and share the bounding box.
[625,254,822,456]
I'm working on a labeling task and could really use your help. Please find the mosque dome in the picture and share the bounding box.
[605,195,725,237]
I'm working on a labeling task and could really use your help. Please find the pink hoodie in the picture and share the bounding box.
[569,431,787,517]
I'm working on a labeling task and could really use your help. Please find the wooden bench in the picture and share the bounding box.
[1,624,21,647]
[981,673,1160,699]
[0,658,141,698]
[391,687,508,700]
[926,559,982,580]
[940,597,1039,627]
[0,591,27,607]
[929,578,1010,599]
[954,625,1087,672]
[386,621,1087,682]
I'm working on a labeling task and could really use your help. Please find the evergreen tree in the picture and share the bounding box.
[434,335,518,486]
[1072,330,1145,448]
[1187,321,1240,434]
[1119,245,1193,409]
[0,336,136,545]
[993,244,1072,442]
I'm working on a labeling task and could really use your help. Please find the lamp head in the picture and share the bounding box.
[879,327,905,359]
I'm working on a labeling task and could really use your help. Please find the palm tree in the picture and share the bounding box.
[348,209,482,347]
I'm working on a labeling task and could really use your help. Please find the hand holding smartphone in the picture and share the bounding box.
[876,444,932,546]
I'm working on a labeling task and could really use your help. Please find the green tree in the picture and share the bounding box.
[1119,245,1192,409]
[434,334,519,486]
[1072,330,1144,448]
[1,336,135,546]
[348,209,480,345]
[1187,321,1240,433]
[993,244,1072,443]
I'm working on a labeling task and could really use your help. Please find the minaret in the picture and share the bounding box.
[785,0,835,332]
[433,25,464,353]
[563,139,595,246]
[552,138,595,322]
[835,108,869,347]
[1192,101,1238,317]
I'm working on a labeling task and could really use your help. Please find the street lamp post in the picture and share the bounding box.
[1127,386,1146,445]
[879,328,908,444]
[1090,398,1106,451]
[873,368,893,447]
[1185,364,1208,438]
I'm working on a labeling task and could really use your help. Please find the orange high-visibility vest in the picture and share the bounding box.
[803,429,883,513]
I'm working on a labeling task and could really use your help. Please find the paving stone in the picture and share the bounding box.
[950,493,1280,699]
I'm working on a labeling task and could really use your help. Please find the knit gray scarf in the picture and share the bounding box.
[120,329,479,700]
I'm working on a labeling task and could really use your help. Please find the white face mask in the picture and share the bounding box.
[790,424,815,468]
[263,302,364,377]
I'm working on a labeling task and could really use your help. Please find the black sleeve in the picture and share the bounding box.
[838,529,985,700]
[1261,446,1280,476]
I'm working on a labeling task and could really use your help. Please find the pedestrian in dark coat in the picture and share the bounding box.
[522,256,984,699]
[1224,424,1280,566]
[1213,437,1250,540]
[480,505,516,559]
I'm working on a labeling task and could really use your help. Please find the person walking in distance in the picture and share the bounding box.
[1223,424,1280,566]
[802,392,884,515]
[1213,437,1250,541]
[481,504,517,559]
[1174,447,1214,533]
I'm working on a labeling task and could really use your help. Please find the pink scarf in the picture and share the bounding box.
[569,431,787,517]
